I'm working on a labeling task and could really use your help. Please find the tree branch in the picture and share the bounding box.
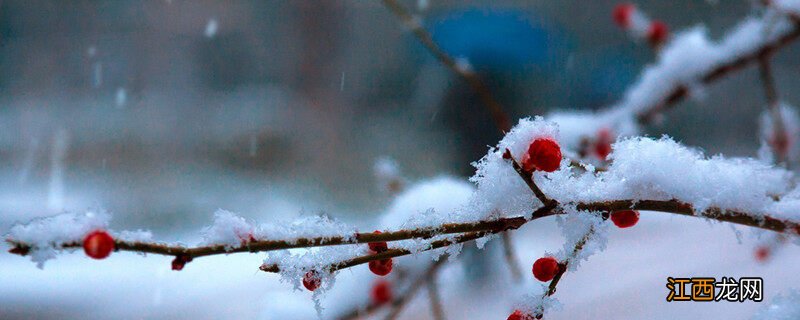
[380,0,511,132]
[636,13,800,124]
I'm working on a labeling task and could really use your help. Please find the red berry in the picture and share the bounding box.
[610,210,640,228]
[371,280,393,305]
[171,255,193,271]
[647,21,669,45]
[521,138,562,172]
[368,230,388,253]
[507,309,534,320]
[368,258,393,276]
[594,129,613,160]
[755,246,770,262]
[83,230,115,259]
[302,271,321,291]
[612,3,635,28]
[769,131,791,159]
[532,256,560,282]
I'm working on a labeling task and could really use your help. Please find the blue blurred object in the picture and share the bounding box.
[426,8,567,73]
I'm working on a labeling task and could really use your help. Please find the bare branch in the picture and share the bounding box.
[380,0,511,132]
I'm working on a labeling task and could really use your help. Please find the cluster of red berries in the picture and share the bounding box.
[83,230,115,259]
[612,3,669,46]
[521,138,562,173]
[367,230,393,276]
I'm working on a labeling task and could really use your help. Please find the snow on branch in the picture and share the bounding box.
[549,5,800,154]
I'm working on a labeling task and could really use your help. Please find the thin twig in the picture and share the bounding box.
[758,56,789,164]
[384,258,448,320]
[7,217,528,259]
[380,0,512,132]
[260,231,489,273]
[534,226,595,319]
[503,149,555,206]
[256,199,800,274]
[426,274,446,320]
[501,232,523,281]
[9,199,800,264]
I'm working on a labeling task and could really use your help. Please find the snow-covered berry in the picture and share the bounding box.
[647,20,669,45]
[594,128,614,160]
[371,280,393,305]
[302,271,321,291]
[171,255,193,271]
[612,3,635,28]
[507,309,534,320]
[532,256,560,282]
[368,230,388,253]
[369,258,393,276]
[610,210,640,228]
[521,138,562,172]
[83,230,115,260]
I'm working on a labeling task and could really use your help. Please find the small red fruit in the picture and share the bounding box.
[755,246,770,262]
[368,230,388,253]
[594,129,613,160]
[532,256,560,282]
[610,210,640,228]
[521,138,562,172]
[83,230,115,259]
[612,3,635,28]
[371,280,393,305]
[303,271,321,291]
[507,309,534,320]
[368,258,393,276]
[171,255,193,271]
[647,20,669,45]
[769,131,791,159]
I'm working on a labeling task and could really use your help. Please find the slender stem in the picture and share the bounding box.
[380,0,511,132]
[503,149,555,206]
[426,274,446,320]
[501,232,523,281]
[257,198,800,274]
[758,56,789,164]
[9,199,799,263]
[535,227,595,319]
[336,259,446,320]
[260,231,489,273]
[383,258,447,320]
[7,217,528,259]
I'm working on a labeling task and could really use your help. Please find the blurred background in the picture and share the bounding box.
[1,0,799,319]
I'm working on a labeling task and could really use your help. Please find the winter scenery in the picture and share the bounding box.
[3,1,800,319]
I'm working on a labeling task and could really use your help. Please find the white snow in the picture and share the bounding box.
[6,210,110,268]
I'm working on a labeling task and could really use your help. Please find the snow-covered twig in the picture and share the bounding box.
[635,12,800,124]
[259,231,489,273]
